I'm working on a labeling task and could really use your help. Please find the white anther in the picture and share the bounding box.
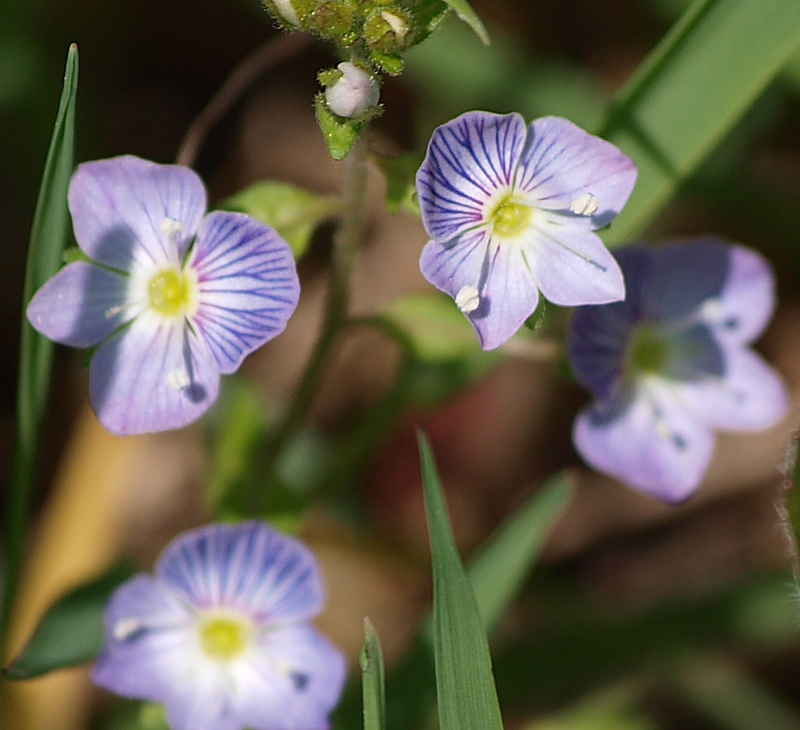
[455,285,480,314]
[570,193,599,216]
[104,305,124,320]
[167,367,190,391]
[113,618,142,641]
[699,297,722,322]
[160,217,183,240]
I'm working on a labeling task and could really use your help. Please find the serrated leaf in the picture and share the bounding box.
[418,432,503,730]
[221,180,341,261]
[441,0,489,45]
[4,563,130,680]
[361,618,387,730]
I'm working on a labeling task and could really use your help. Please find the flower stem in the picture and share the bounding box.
[261,131,370,481]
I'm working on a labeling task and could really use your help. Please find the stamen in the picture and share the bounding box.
[570,193,599,216]
[160,217,183,241]
[167,367,190,391]
[113,618,143,641]
[455,285,480,314]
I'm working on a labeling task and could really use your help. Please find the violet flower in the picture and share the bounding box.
[92,522,346,730]
[569,239,789,503]
[27,155,300,435]
[416,111,636,350]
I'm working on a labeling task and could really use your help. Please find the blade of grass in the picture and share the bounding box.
[2,44,78,643]
[418,431,503,730]
[361,618,387,730]
[600,0,800,243]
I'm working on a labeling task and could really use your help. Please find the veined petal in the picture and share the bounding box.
[677,348,789,431]
[189,211,300,374]
[91,575,195,703]
[417,111,527,242]
[515,116,636,229]
[235,625,347,730]
[69,155,207,271]
[156,523,325,623]
[88,315,220,435]
[573,380,714,503]
[164,665,241,730]
[26,261,134,347]
[526,215,625,307]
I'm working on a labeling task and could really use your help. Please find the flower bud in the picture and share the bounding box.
[363,6,413,55]
[262,0,304,28]
[324,62,380,118]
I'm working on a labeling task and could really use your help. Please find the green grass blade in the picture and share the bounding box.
[601,0,800,243]
[2,44,78,641]
[418,432,503,730]
[361,618,387,730]
[441,0,490,45]
[469,473,573,634]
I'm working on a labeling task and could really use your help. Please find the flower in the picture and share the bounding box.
[569,238,789,503]
[416,111,636,350]
[26,155,300,435]
[91,522,346,730]
[325,62,379,118]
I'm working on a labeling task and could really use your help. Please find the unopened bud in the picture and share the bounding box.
[363,7,413,55]
[325,62,380,118]
[262,0,303,27]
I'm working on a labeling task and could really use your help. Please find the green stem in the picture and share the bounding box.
[261,131,370,479]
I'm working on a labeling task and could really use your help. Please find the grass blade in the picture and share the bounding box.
[361,618,387,730]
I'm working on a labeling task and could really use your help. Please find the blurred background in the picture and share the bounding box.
[2,0,800,728]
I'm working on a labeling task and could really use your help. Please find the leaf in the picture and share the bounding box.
[407,0,451,47]
[2,43,78,637]
[441,0,490,45]
[468,472,573,634]
[361,618,387,730]
[221,180,341,261]
[4,564,130,680]
[600,0,800,244]
[418,432,503,730]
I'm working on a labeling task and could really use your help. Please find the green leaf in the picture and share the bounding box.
[315,93,362,161]
[221,180,341,261]
[407,0,451,47]
[4,564,130,680]
[469,472,573,634]
[361,618,387,730]
[418,432,503,730]
[3,43,78,637]
[600,0,800,244]
[440,0,489,45]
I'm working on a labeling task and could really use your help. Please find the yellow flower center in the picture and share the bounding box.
[147,269,195,318]
[627,323,668,375]
[489,195,531,238]
[199,616,249,661]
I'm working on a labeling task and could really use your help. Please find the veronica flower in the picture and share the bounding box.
[26,155,299,435]
[416,111,636,350]
[569,239,789,503]
[92,522,346,730]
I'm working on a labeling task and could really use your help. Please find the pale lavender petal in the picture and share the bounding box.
[164,666,241,730]
[88,315,220,435]
[26,262,132,347]
[417,111,527,241]
[677,348,789,431]
[516,116,636,228]
[573,380,714,503]
[69,155,207,271]
[235,625,347,730]
[526,216,625,306]
[91,575,195,703]
[156,523,324,623]
[189,211,300,374]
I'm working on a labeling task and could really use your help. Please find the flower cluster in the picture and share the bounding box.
[568,239,789,502]
[92,522,346,730]
[27,155,299,436]
[416,111,636,350]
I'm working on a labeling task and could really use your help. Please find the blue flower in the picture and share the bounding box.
[26,155,300,435]
[91,522,346,730]
[416,111,636,350]
[569,238,789,503]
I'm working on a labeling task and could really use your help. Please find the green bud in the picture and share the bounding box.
[363,6,413,55]
[306,0,357,41]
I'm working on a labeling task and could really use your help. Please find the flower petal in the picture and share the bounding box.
[677,347,789,431]
[234,625,347,730]
[164,666,242,730]
[88,315,220,435]
[189,211,300,374]
[526,216,625,307]
[515,116,636,229]
[91,575,195,703]
[26,262,134,347]
[573,380,714,503]
[156,523,325,623]
[417,111,527,242]
[69,155,207,271]
[420,228,540,350]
